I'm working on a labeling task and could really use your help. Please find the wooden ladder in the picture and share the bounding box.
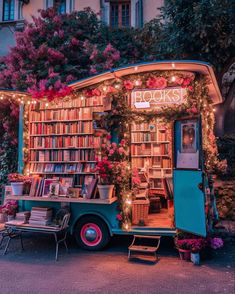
[128,235,161,262]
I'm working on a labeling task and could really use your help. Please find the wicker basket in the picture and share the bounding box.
[132,199,150,225]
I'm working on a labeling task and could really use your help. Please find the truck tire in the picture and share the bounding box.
[74,216,111,250]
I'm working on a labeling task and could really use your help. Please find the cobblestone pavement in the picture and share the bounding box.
[0,235,234,294]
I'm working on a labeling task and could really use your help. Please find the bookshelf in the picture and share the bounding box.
[26,97,108,198]
[131,120,172,194]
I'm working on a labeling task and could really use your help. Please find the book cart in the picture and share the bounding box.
[4,61,223,250]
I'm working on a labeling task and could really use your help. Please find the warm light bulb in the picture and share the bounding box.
[115,84,120,89]
[103,86,107,91]
[135,80,140,86]
[45,103,49,107]
[213,108,216,112]
[0,96,3,100]
[81,96,84,100]
[27,101,31,105]
[134,66,138,71]
[171,76,176,82]
[126,199,132,205]
[171,63,175,68]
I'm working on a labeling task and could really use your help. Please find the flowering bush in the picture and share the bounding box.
[0,200,18,216]
[210,237,224,250]
[175,238,206,252]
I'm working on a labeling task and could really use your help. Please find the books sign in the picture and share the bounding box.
[131,87,186,109]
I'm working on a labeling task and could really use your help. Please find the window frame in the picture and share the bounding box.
[2,0,15,22]
[109,0,131,28]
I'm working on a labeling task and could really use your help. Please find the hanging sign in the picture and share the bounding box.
[131,87,187,109]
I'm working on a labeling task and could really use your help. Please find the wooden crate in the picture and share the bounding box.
[132,199,150,225]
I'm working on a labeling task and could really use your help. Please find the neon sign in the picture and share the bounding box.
[131,87,187,109]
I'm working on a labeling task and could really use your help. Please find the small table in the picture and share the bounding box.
[128,235,161,262]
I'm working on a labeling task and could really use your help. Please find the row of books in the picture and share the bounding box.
[30,108,92,121]
[131,144,170,156]
[31,149,96,162]
[30,121,93,135]
[149,179,164,189]
[132,157,171,169]
[30,136,99,149]
[30,150,96,162]
[29,163,96,173]
[131,132,157,142]
[30,97,103,111]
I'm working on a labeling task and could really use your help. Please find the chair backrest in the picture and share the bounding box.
[60,213,70,230]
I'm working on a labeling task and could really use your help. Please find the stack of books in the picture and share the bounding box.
[15,211,31,223]
[29,207,53,226]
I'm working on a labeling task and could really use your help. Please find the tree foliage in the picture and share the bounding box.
[159,0,235,75]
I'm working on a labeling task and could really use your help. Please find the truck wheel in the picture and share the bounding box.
[74,216,110,250]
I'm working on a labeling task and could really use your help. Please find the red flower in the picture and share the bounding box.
[106,134,112,140]
[84,89,93,97]
[175,77,184,85]
[124,80,134,90]
[188,85,194,92]
[92,88,101,96]
[155,77,167,89]
[182,78,192,88]
[116,214,122,221]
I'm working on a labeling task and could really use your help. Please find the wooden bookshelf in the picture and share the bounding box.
[26,97,109,199]
[131,120,172,194]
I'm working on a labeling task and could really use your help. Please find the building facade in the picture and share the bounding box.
[0,0,164,56]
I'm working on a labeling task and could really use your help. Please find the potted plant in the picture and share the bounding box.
[0,200,18,222]
[190,238,206,265]
[175,238,192,261]
[8,173,25,196]
[95,159,116,199]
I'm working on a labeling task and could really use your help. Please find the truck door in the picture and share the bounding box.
[173,117,206,237]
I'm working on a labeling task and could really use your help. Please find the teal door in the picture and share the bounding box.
[173,118,206,237]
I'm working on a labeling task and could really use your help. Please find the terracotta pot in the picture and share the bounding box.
[178,248,191,261]
[98,185,114,200]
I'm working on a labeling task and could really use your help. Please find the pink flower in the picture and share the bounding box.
[111,142,117,148]
[106,134,112,140]
[182,78,192,88]
[120,139,126,145]
[190,106,198,114]
[155,77,167,89]
[71,37,79,46]
[116,214,122,221]
[124,80,134,90]
[118,147,124,154]
[92,88,101,96]
[188,85,194,92]
[109,149,114,155]
[175,77,184,85]
[146,77,157,88]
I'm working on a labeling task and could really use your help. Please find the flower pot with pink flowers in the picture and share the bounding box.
[95,159,115,199]
[0,200,18,222]
[8,173,25,196]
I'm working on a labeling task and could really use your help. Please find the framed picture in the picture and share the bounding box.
[181,122,197,153]
[49,183,60,197]
[42,179,58,197]
[59,177,74,196]
[174,118,201,170]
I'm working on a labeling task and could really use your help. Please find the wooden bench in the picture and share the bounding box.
[3,213,70,261]
[128,235,161,262]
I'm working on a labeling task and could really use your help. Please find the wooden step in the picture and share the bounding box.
[128,235,161,262]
